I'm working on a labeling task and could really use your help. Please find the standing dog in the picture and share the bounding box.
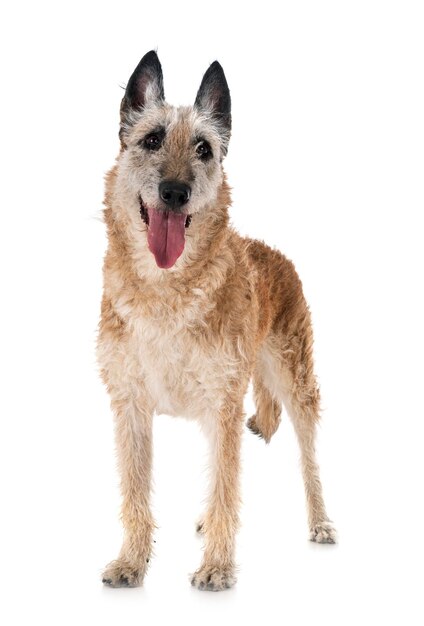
[98,51,336,592]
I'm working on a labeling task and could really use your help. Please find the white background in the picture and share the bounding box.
[1,1,423,624]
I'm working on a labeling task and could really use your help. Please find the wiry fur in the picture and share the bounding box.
[98,51,336,592]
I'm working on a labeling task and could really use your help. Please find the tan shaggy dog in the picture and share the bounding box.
[98,50,336,592]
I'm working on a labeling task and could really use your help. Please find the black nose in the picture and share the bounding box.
[159,181,191,210]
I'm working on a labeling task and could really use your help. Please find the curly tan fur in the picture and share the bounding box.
[98,52,336,592]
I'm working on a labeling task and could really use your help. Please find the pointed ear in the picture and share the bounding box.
[194,61,231,144]
[121,50,164,122]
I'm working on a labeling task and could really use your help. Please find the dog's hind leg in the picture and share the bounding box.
[247,369,282,443]
[263,324,337,544]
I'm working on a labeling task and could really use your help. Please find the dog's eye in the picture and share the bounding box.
[144,133,163,151]
[196,140,212,161]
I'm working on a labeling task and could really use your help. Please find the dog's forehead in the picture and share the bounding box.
[165,106,207,134]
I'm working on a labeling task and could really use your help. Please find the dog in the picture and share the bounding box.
[97,50,336,592]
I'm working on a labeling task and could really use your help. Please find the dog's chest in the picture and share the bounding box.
[129,301,238,419]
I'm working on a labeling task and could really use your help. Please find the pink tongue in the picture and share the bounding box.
[147,208,186,269]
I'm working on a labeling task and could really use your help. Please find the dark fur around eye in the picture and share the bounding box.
[141,129,165,151]
[196,140,213,161]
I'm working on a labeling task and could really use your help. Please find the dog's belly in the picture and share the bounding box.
[133,319,239,419]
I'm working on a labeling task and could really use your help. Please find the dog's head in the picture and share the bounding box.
[112,50,231,270]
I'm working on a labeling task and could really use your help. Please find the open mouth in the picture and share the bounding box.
[139,196,192,269]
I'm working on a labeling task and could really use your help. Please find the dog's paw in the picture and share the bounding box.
[310,522,337,544]
[191,565,236,591]
[102,559,146,588]
[247,415,265,440]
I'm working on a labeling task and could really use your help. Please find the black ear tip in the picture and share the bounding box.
[140,49,161,68]
[209,60,225,75]
[207,61,229,90]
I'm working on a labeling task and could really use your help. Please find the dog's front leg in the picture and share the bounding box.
[102,382,155,588]
[192,398,243,591]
